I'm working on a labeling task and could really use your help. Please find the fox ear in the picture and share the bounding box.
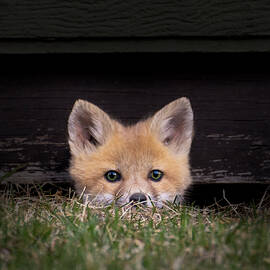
[68,100,114,155]
[151,97,194,155]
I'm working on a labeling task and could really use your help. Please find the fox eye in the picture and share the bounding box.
[148,170,163,182]
[104,170,121,182]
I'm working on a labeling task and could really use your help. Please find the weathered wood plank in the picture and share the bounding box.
[1,1,270,53]
[0,54,269,184]
[1,0,270,38]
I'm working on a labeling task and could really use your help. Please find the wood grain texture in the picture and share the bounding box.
[0,53,270,184]
[1,0,270,38]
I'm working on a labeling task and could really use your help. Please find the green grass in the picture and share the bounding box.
[0,185,270,270]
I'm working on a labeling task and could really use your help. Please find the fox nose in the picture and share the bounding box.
[129,193,147,205]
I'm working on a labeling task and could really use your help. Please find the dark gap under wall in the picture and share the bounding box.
[1,52,270,74]
[187,183,270,207]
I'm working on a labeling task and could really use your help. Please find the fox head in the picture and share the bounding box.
[68,98,193,207]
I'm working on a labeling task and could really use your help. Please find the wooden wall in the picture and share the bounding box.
[0,53,269,185]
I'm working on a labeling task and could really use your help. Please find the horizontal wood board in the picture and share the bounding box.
[0,53,270,184]
[1,0,270,38]
[1,1,270,53]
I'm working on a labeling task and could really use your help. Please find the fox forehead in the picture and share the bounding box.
[84,125,176,172]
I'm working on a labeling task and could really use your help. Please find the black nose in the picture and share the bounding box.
[129,193,147,205]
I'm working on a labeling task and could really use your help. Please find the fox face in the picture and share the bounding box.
[68,98,193,207]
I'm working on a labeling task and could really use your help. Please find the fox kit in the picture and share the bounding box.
[68,97,193,207]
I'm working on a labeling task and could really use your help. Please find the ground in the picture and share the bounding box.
[0,184,269,270]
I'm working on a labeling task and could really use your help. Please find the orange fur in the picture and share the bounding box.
[68,98,193,207]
